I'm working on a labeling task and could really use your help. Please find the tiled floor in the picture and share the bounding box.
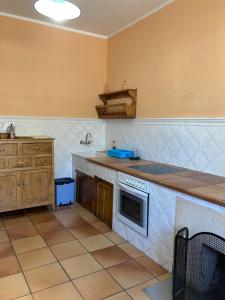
[0,203,170,300]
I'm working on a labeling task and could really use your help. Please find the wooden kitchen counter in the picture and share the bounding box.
[87,156,225,208]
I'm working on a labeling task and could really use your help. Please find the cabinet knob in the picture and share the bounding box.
[41,160,46,164]
[34,147,41,151]
[0,149,6,152]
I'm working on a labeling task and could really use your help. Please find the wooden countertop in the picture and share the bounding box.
[87,156,225,208]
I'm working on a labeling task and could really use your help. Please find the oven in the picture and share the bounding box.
[117,173,149,237]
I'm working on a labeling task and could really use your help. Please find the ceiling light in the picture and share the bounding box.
[34,0,81,22]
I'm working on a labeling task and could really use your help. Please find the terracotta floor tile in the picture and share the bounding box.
[41,229,74,246]
[69,223,100,239]
[0,256,21,278]
[127,278,159,300]
[59,215,88,228]
[0,230,9,243]
[54,209,79,220]
[118,242,144,259]
[79,234,114,252]
[158,272,172,281]
[104,231,126,244]
[50,240,87,260]
[0,241,15,258]
[82,213,99,224]
[0,273,29,300]
[35,220,64,234]
[3,216,32,229]
[33,282,82,300]
[61,253,102,279]
[105,292,132,300]
[92,221,111,233]
[16,296,33,300]
[12,235,47,254]
[24,262,69,293]
[74,270,122,300]
[92,245,131,268]
[18,247,56,271]
[108,260,153,289]
[29,213,57,225]
[136,256,168,277]
[7,225,38,241]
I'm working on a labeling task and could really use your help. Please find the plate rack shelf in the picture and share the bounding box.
[95,89,137,119]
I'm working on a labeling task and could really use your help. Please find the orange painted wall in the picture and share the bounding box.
[0,16,107,117]
[108,0,225,117]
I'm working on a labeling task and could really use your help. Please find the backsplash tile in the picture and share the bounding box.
[105,119,225,177]
[0,117,105,178]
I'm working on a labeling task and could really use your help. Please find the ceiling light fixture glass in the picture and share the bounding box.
[34,0,81,22]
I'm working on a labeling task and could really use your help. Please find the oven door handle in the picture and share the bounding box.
[117,182,149,199]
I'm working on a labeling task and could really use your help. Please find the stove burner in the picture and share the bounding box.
[129,163,181,175]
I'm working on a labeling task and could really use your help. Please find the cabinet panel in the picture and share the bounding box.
[0,159,6,169]
[0,171,20,210]
[95,177,113,227]
[0,143,18,156]
[8,158,32,169]
[76,170,95,213]
[20,143,52,156]
[21,169,52,207]
[35,156,52,167]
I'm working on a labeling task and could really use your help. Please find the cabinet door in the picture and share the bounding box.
[95,177,113,227]
[0,171,20,211]
[76,170,95,213]
[21,169,52,208]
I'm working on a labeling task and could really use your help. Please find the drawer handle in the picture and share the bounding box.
[18,160,25,165]
[34,147,41,151]
[0,149,6,152]
[40,160,46,164]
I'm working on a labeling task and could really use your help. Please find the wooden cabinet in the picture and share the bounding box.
[0,139,54,213]
[0,171,20,210]
[76,171,114,227]
[21,169,52,208]
[95,177,113,227]
[76,170,95,213]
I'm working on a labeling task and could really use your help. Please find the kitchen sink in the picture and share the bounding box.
[129,163,182,175]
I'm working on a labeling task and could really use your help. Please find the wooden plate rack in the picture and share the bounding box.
[96,89,137,119]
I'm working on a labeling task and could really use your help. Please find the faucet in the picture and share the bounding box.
[80,132,93,145]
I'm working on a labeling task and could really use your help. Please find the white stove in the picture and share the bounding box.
[116,172,150,237]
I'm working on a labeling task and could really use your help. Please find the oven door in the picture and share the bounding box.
[117,182,149,237]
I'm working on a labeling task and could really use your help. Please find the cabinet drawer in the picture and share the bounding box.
[0,143,18,156]
[35,157,52,167]
[0,159,6,169]
[8,158,32,169]
[21,143,52,155]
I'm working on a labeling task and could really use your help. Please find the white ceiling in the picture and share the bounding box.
[0,0,173,38]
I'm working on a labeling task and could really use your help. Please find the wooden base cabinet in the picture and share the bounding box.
[76,170,95,213]
[0,171,20,211]
[0,139,54,213]
[21,169,53,208]
[95,177,113,227]
[75,171,113,227]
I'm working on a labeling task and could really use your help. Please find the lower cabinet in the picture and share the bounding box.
[76,170,113,227]
[0,171,20,211]
[21,169,53,208]
[0,169,53,212]
[95,176,113,227]
[76,170,95,213]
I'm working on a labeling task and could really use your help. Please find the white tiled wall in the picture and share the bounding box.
[105,119,225,177]
[0,116,105,178]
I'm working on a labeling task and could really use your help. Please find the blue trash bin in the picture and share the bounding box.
[55,178,75,206]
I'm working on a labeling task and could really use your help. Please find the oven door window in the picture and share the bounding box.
[120,190,144,226]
